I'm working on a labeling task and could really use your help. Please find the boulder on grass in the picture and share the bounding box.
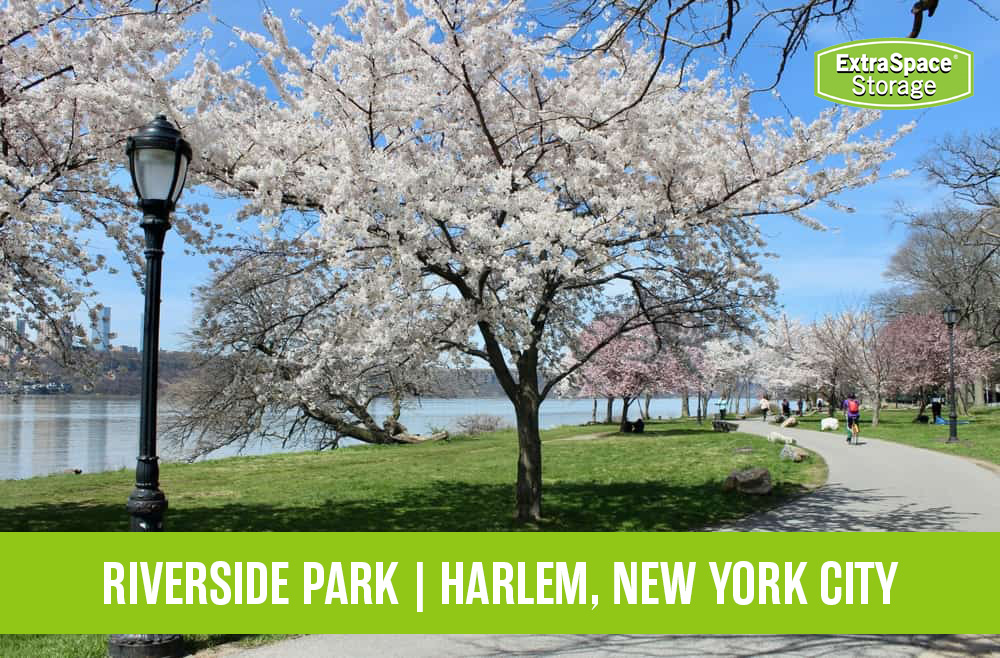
[820,417,839,431]
[781,416,798,428]
[780,445,810,462]
[722,467,773,495]
[768,432,797,445]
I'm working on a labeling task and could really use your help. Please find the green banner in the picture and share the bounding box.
[815,39,973,109]
[2,532,998,633]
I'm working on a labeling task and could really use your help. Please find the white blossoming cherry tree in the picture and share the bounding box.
[698,338,759,417]
[165,237,450,458]
[200,0,905,522]
[755,315,821,398]
[0,0,213,376]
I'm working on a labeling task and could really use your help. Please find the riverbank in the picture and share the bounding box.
[0,418,825,531]
[0,395,725,479]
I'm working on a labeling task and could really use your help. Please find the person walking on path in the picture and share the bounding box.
[759,395,770,422]
[781,399,791,418]
[843,393,861,444]
[931,397,943,423]
[797,399,804,416]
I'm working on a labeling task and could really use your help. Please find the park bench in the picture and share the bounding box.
[712,419,739,432]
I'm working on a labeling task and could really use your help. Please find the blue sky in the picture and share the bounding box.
[84,0,999,350]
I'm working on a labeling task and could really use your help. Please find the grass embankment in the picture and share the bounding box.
[791,406,1000,466]
[0,419,825,532]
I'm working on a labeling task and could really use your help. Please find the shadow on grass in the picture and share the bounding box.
[614,428,712,438]
[0,480,813,532]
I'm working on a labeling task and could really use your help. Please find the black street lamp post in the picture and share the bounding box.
[108,115,191,658]
[943,305,960,443]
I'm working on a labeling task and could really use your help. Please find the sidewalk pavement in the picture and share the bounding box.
[719,419,1000,531]
[205,634,1000,657]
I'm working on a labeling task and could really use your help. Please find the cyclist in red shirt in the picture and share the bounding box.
[843,394,861,444]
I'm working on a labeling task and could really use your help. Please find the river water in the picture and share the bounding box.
[0,395,730,480]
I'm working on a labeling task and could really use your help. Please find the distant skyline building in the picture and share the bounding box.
[38,317,74,353]
[37,322,57,353]
[94,307,111,351]
[0,321,11,353]
[2,317,28,355]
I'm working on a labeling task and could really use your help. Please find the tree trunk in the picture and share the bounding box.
[681,389,690,418]
[871,393,881,427]
[974,377,986,410]
[619,397,632,430]
[643,394,652,420]
[591,398,597,423]
[514,391,542,523]
[605,397,614,424]
[914,387,927,421]
[303,403,446,445]
[696,391,703,424]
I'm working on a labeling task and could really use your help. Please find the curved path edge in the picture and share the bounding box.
[713,419,1000,531]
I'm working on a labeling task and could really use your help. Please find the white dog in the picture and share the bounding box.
[820,417,839,431]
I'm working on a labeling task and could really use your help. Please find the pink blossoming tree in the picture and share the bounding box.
[882,313,996,417]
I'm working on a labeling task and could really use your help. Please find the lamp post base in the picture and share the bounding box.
[125,485,168,532]
[108,634,184,658]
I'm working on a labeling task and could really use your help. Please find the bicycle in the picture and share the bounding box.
[848,420,860,445]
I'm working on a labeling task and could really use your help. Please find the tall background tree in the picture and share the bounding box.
[887,128,1000,407]
[881,312,996,418]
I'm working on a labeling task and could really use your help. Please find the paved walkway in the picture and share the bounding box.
[720,419,1000,531]
[204,633,1000,657]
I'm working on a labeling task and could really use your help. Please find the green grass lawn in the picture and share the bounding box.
[0,634,292,658]
[1,420,824,656]
[0,419,825,532]
[790,406,1000,466]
